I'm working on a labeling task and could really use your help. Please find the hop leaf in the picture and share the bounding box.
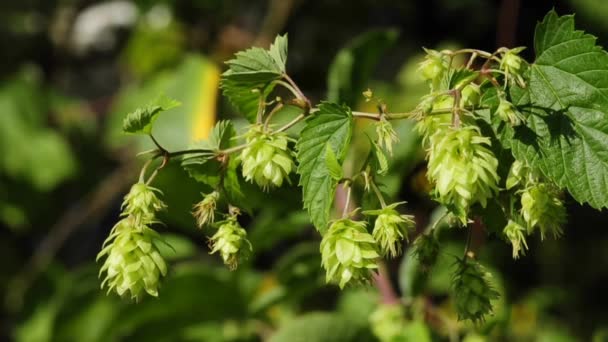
[363,202,415,258]
[97,216,168,301]
[192,191,220,228]
[122,95,181,134]
[451,256,499,323]
[520,183,566,239]
[240,125,295,191]
[209,216,252,270]
[503,219,528,259]
[426,126,500,224]
[121,183,167,222]
[320,218,379,288]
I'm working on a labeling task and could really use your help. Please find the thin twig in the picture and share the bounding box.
[275,113,306,133]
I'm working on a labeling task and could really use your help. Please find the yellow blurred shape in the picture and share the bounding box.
[192,62,220,140]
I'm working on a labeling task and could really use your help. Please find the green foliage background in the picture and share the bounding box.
[3,0,608,341]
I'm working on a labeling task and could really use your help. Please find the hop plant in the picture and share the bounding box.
[496,98,525,126]
[452,256,500,323]
[411,233,440,272]
[240,125,295,191]
[461,83,481,107]
[193,191,220,228]
[320,218,380,288]
[122,183,166,222]
[376,117,399,156]
[520,183,566,239]
[97,216,167,301]
[426,126,500,224]
[209,215,252,270]
[503,219,528,259]
[363,202,415,258]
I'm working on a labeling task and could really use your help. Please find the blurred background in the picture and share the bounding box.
[2,0,608,341]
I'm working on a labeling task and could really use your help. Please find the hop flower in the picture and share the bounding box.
[122,183,166,222]
[506,160,527,190]
[461,84,481,108]
[97,216,167,301]
[411,233,440,272]
[503,219,528,259]
[496,98,525,126]
[426,126,500,224]
[499,47,527,87]
[193,191,220,228]
[320,218,380,288]
[240,125,295,191]
[209,216,252,270]
[520,183,566,239]
[418,49,449,90]
[451,256,500,323]
[363,202,415,258]
[376,117,398,156]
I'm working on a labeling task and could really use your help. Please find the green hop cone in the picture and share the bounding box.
[418,49,448,90]
[97,216,168,301]
[461,84,481,108]
[240,125,295,191]
[122,183,166,222]
[520,183,566,239]
[506,160,527,190]
[499,47,527,87]
[209,216,252,270]
[451,256,499,323]
[496,98,525,126]
[363,202,415,258]
[411,233,440,272]
[503,219,528,259]
[320,218,380,288]
[376,117,398,156]
[426,126,500,224]
[193,191,220,228]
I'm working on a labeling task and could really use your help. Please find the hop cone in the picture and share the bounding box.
[376,117,398,156]
[418,49,449,90]
[520,183,566,239]
[411,234,440,272]
[503,219,528,259]
[426,126,500,224]
[497,98,525,126]
[209,216,252,270]
[193,191,220,228]
[452,256,499,323]
[122,183,166,222]
[97,216,167,301]
[363,202,415,258]
[320,219,380,288]
[240,125,295,191]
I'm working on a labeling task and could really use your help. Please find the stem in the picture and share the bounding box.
[168,149,213,158]
[464,224,473,257]
[138,157,157,183]
[371,181,387,208]
[374,261,400,305]
[256,91,266,124]
[219,143,249,155]
[264,102,284,131]
[275,112,306,133]
[149,134,167,153]
[342,185,352,218]
[352,111,382,121]
[283,73,311,109]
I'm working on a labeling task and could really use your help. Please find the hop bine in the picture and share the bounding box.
[363,202,415,258]
[320,218,380,288]
[240,125,295,191]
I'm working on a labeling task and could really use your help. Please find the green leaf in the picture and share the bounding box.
[510,10,608,208]
[327,29,398,106]
[221,35,287,121]
[296,102,353,232]
[208,120,236,151]
[367,136,389,175]
[268,312,374,342]
[325,143,343,181]
[122,95,181,134]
